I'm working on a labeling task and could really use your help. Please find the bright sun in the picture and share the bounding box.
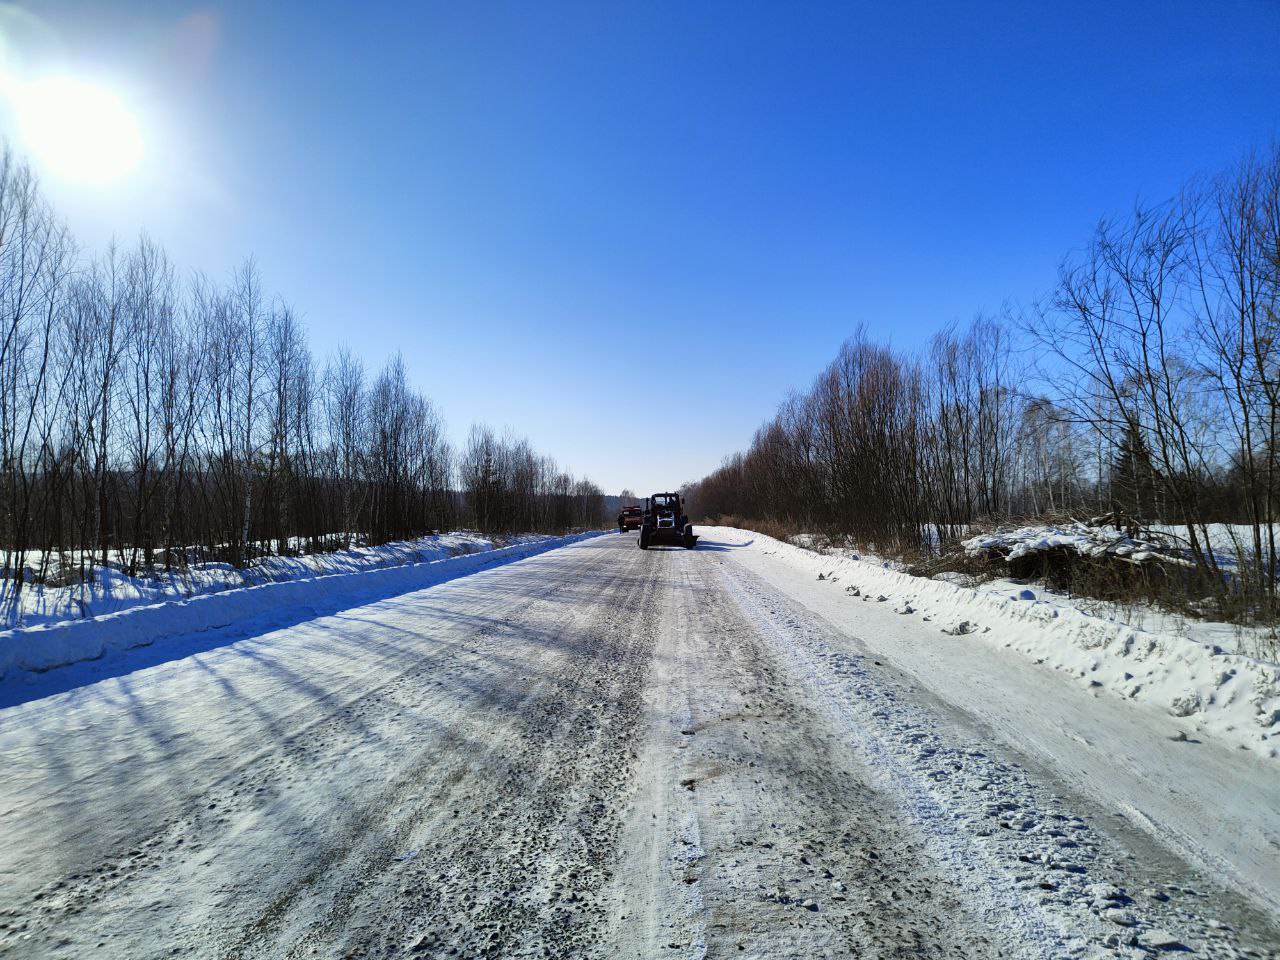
[12,76,143,184]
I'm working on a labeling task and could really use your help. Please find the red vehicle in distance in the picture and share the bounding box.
[617,505,643,533]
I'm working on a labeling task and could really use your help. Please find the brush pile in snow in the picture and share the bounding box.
[963,523,1196,571]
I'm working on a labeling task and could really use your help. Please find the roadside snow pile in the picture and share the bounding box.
[703,526,1280,758]
[964,524,1194,567]
[2,533,512,629]
[0,532,602,680]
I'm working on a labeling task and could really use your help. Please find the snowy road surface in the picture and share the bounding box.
[1,533,1277,958]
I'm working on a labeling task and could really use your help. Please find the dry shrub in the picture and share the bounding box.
[928,538,1270,627]
[905,548,998,585]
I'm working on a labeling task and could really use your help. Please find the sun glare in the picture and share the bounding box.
[12,76,143,184]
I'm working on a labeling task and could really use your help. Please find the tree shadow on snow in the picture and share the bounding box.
[0,541,601,710]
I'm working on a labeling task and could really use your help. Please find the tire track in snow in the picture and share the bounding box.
[719,561,1098,959]
[672,809,709,960]
[718,557,1280,959]
[256,539,663,959]
[638,549,1011,958]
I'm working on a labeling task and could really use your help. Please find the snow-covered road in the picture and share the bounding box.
[1,533,1277,958]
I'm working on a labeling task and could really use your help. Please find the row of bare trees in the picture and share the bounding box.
[686,145,1280,619]
[685,323,1030,549]
[0,146,605,605]
[460,425,606,536]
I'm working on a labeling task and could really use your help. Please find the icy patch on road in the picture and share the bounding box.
[668,695,709,960]
[719,563,1253,959]
[672,812,709,960]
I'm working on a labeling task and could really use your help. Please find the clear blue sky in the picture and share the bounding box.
[5,1,1280,493]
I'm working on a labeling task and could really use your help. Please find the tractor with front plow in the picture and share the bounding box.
[637,492,698,550]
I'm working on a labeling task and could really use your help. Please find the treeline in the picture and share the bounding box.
[686,146,1280,619]
[0,146,605,596]
[461,425,606,536]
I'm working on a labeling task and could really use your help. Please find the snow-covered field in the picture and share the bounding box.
[1151,522,1280,556]
[0,530,1276,958]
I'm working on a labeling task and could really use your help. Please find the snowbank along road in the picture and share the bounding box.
[1,532,1277,959]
